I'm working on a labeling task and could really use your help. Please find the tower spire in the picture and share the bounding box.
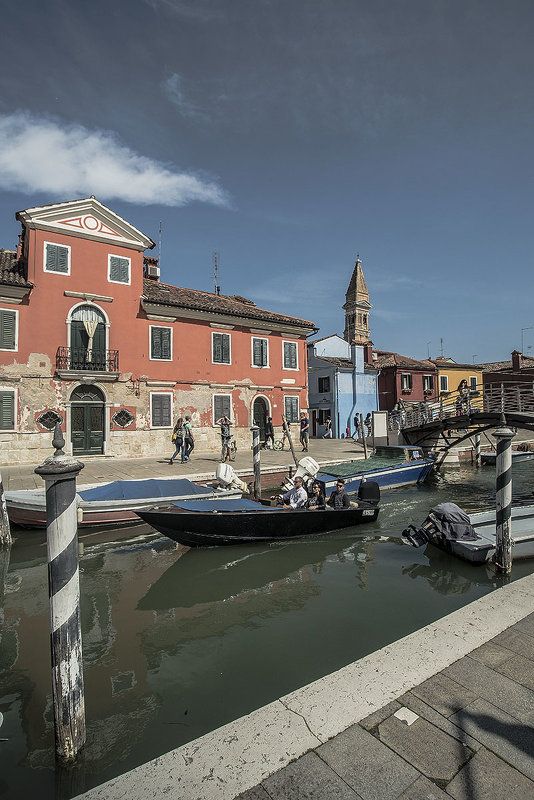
[343,256,372,343]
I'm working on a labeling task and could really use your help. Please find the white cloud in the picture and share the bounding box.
[163,74,208,120]
[0,111,228,207]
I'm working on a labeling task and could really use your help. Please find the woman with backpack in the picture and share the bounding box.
[169,418,184,465]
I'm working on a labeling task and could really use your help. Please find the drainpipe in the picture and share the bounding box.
[333,368,339,438]
[349,343,358,433]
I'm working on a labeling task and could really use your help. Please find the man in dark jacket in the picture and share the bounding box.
[327,479,351,509]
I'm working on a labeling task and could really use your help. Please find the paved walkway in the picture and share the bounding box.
[0,438,367,492]
[75,573,534,800]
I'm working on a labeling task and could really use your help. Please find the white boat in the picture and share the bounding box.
[402,502,534,564]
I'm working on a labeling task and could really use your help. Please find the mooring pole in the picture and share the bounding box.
[35,424,85,762]
[359,413,369,459]
[282,415,299,468]
[493,414,515,575]
[251,425,261,500]
[475,433,481,465]
[0,470,11,546]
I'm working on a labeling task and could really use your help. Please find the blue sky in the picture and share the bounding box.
[1,0,533,363]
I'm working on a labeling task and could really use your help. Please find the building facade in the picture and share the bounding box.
[307,335,378,438]
[0,198,315,463]
[374,351,438,411]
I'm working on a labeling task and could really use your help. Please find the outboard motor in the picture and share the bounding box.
[357,479,380,506]
[280,456,320,492]
[215,462,249,494]
[402,503,478,548]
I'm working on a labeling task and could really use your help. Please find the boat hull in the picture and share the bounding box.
[480,451,533,465]
[316,458,434,495]
[136,503,379,547]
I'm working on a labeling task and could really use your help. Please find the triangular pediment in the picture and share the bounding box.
[16,197,155,252]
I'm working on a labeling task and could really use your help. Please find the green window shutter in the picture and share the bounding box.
[46,244,69,273]
[284,396,298,423]
[213,333,230,363]
[214,395,231,422]
[151,394,171,427]
[0,310,16,350]
[0,391,14,429]
[109,256,130,283]
[151,328,171,359]
[253,338,267,366]
[284,342,297,369]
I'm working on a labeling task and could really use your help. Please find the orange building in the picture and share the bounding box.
[0,198,315,462]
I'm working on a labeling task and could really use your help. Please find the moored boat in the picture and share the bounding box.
[5,477,242,529]
[402,502,534,563]
[135,496,380,547]
[480,450,533,465]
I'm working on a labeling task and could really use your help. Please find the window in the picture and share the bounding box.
[318,376,330,393]
[150,393,172,428]
[252,337,268,367]
[283,341,298,370]
[284,395,299,423]
[440,375,449,392]
[0,309,17,351]
[469,376,478,391]
[401,373,413,391]
[213,394,232,424]
[318,408,331,425]
[108,254,131,284]
[150,326,172,360]
[0,389,15,430]
[423,375,434,392]
[212,332,231,364]
[44,242,70,274]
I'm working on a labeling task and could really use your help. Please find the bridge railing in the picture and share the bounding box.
[396,380,534,430]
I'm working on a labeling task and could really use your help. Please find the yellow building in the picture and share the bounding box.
[431,358,484,410]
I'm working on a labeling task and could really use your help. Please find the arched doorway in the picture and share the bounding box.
[70,305,106,370]
[252,397,269,441]
[70,385,105,455]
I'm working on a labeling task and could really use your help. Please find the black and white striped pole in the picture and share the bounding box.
[474,433,481,466]
[35,423,85,761]
[0,470,11,546]
[493,414,516,574]
[251,425,261,500]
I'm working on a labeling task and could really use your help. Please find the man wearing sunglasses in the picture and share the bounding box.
[327,478,351,509]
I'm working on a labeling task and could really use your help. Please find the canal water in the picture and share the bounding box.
[1,462,534,799]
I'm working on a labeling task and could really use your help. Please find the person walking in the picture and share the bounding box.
[364,413,372,437]
[264,416,274,449]
[281,420,292,450]
[299,410,310,451]
[216,415,233,462]
[322,417,332,438]
[169,417,184,465]
[183,415,195,462]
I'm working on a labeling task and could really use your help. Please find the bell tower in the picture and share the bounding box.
[343,257,371,343]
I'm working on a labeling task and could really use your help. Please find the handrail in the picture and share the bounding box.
[56,347,119,372]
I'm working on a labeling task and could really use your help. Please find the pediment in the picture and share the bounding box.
[16,197,155,252]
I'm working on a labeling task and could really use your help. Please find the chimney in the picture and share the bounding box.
[512,350,522,372]
[363,341,373,364]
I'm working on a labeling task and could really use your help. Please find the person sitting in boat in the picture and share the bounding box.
[327,479,351,509]
[307,482,326,510]
[280,476,308,509]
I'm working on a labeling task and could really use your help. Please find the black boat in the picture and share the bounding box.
[135,495,380,547]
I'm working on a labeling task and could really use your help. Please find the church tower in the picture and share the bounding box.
[343,257,371,343]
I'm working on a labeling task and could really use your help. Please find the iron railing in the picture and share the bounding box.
[56,347,119,372]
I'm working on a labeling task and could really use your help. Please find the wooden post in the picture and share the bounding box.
[281,415,299,468]
[35,424,85,762]
[493,415,515,575]
[251,425,261,500]
[474,433,481,466]
[0,471,11,546]
[359,413,368,459]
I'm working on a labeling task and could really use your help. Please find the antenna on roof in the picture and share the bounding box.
[213,251,220,295]
[440,337,444,357]
[158,221,163,268]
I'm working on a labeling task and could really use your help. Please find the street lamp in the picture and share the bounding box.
[521,326,534,354]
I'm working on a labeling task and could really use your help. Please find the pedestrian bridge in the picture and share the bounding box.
[396,382,534,463]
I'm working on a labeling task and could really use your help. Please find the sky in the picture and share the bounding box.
[1,0,533,364]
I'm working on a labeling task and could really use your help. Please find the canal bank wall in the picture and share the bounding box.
[74,572,534,800]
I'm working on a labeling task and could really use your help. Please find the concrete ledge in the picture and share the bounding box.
[75,573,534,800]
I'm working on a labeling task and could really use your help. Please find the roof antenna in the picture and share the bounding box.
[158,221,163,268]
[213,251,220,295]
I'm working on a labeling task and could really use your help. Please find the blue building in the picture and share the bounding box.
[307,335,379,438]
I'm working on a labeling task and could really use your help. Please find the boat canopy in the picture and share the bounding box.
[172,498,283,513]
[78,478,214,502]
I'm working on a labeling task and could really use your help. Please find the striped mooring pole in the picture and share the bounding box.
[35,423,85,761]
[492,414,516,574]
[251,425,261,500]
[0,470,12,546]
[474,433,481,466]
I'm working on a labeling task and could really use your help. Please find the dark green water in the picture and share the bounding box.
[1,462,534,799]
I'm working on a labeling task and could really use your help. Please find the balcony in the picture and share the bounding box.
[56,347,119,381]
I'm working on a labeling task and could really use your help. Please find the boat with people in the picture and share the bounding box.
[401,501,534,563]
[135,481,381,547]
[5,477,245,529]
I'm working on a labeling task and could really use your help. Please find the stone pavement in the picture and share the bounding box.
[0,437,366,492]
[75,573,534,800]
[236,611,534,800]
